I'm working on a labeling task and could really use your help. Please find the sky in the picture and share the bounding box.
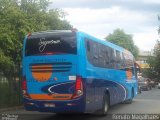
[50,0,160,51]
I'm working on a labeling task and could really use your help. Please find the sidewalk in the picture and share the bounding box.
[0,106,24,112]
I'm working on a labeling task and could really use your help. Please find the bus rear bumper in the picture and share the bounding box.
[23,97,85,113]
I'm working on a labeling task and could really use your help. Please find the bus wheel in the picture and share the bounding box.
[125,98,133,104]
[124,89,133,104]
[99,95,109,116]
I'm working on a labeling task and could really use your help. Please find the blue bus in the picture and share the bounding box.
[22,30,138,115]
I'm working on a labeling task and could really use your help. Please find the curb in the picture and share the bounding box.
[0,106,24,112]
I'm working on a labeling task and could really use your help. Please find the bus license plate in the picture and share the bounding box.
[44,103,55,108]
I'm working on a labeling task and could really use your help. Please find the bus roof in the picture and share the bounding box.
[31,30,73,36]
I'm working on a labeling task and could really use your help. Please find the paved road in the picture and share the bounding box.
[1,88,160,120]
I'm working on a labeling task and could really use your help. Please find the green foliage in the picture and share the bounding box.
[153,40,160,77]
[0,0,72,77]
[142,56,156,79]
[145,41,160,80]
[105,29,139,58]
[140,15,160,81]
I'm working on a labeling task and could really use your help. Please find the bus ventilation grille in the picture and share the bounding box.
[30,62,72,73]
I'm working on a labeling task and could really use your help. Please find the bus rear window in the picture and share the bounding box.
[25,33,77,56]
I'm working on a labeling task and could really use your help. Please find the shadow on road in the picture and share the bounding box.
[44,113,111,120]
[48,114,97,120]
[15,113,112,120]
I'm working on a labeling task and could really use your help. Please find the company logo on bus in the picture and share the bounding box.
[39,38,61,52]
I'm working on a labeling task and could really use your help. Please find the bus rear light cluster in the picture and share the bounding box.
[22,77,27,90]
[71,76,83,99]
[22,76,30,98]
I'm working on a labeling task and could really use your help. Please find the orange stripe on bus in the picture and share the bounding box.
[32,72,52,82]
[31,65,52,68]
[32,69,53,71]
[31,65,52,82]
[29,94,72,100]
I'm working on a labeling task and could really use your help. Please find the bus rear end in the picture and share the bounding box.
[22,31,85,113]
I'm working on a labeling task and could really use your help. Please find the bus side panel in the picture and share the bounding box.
[83,64,138,114]
[80,34,132,113]
[79,36,126,113]
[84,77,128,113]
[125,79,138,100]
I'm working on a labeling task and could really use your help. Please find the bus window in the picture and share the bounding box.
[25,33,77,56]
[110,48,116,68]
[104,48,110,64]
[93,42,99,66]
[87,40,90,52]
[98,44,104,67]
[116,50,121,69]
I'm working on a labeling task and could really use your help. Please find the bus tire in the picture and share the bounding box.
[125,98,133,104]
[150,86,152,90]
[99,95,109,116]
[124,89,134,104]
[146,87,149,91]
[126,88,134,104]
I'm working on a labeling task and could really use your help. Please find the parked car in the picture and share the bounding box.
[138,77,152,91]
[138,85,142,93]
[137,78,142,93]
[150,80,156,88]
[158,83,160,89]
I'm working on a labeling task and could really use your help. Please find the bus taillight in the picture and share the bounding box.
[22,76,29,98]
[71,76,83,99]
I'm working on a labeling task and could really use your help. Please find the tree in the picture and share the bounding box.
[0,0,72,84]
[153,40,160,78]
[145,41,160,81]
[144,15,160,81]
[142,56,156,79]
[105,29,139,58]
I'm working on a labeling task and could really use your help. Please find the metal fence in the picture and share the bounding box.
[0,74,23,108]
